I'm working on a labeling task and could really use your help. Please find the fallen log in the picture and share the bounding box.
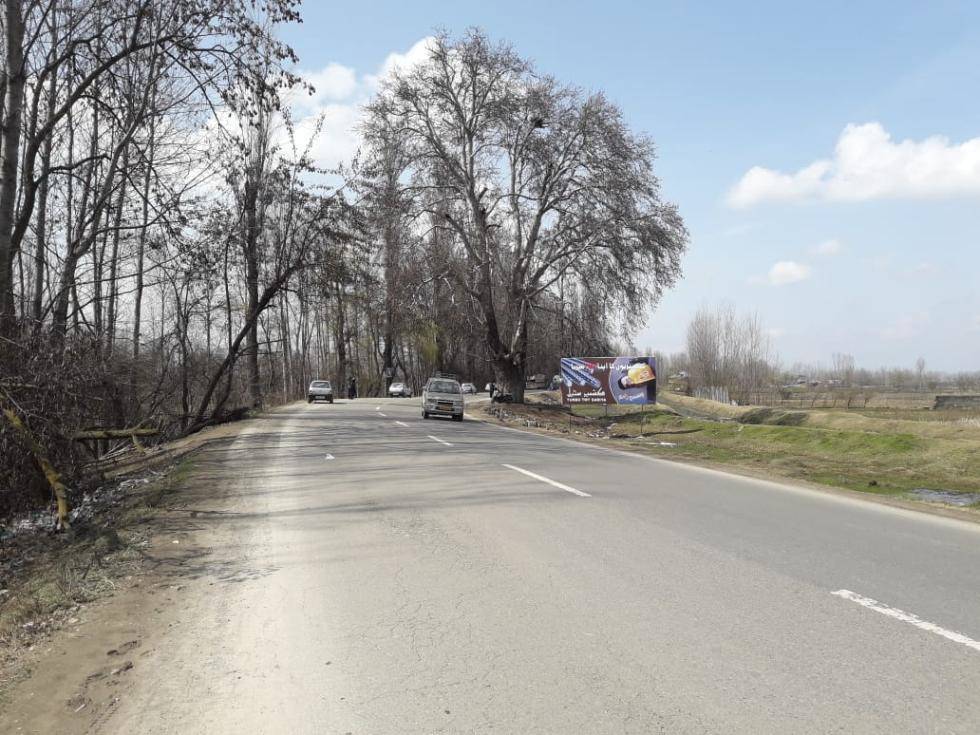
[0,394,71,530]
[71,428,158,440]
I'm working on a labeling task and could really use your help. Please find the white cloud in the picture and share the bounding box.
[905,261,938,277]
[291,103,364,172]
[811,238,842,256]
[868,253,894,272]
[367,37,436,89]
[301,63,358,105]
[767,261,812,286]
[281,37,435,172]
[880,312,930,341]
[728,122,980,207]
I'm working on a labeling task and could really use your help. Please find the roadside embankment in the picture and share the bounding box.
[0,412,260,715]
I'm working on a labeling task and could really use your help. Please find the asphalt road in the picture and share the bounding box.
[104,399,980,734]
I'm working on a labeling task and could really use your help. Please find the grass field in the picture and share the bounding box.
[517,391,980,509]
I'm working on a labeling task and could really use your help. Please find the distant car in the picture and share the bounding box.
[388,381,412,398]
[422,377,464,421]
[307,380,333,404]
[460,382,476,394]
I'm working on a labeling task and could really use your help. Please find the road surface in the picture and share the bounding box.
[103,399,980,733]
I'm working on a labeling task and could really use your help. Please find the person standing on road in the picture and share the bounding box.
[348,376,357,400]
[488,381,496,401]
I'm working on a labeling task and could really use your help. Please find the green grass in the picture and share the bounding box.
[852,407,980,423]
[571,404,676,420]
[609,412,980,502]
[515,392,980,508]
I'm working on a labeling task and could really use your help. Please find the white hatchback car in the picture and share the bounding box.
[307,380,334,403]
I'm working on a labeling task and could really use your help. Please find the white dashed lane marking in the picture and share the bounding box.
[502,464,590,498]
[832,589,980,653]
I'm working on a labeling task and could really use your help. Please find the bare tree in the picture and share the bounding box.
[357,109,413,394]
[832,352,855,387]
[686,303,777,403]
[0,0,306,522]
[365,30,686,401]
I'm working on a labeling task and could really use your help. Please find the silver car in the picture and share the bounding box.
[307,380,334,404]
[422,378,464,421]
[388,381,413,398]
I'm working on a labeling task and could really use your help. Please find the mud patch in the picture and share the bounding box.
[909,488,980,507]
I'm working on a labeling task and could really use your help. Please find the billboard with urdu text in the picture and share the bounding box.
[559,357,657,405]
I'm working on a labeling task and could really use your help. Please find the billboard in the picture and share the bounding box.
[559,356,657,405]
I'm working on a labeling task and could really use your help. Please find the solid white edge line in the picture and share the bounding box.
[832,589,980,653]
[394,420,408,427]
[427,435,453,447]
[502,463,590,497]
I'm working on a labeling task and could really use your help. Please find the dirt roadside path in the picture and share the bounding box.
[1,413,279,734]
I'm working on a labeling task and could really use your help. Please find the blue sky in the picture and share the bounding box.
[281,1,980,372]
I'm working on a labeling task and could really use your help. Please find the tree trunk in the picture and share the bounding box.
[382,217,398,391]
[187,267,297,434]
[53,95,101,339]
[105,149,128,356]
[0,0,26,332]
[52,251,80,337]
[93,209,109,348]
[333,284,347,392]
[494,358,526,403]
[132,82,157,359]
[31,77,56,326]
[243,176,262,408]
